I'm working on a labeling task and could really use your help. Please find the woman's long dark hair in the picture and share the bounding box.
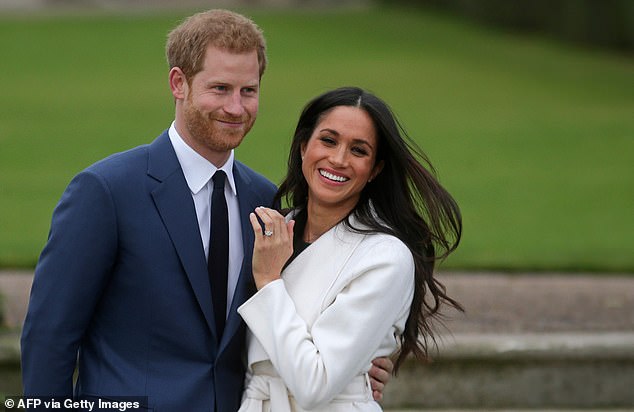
[275,87,463,373]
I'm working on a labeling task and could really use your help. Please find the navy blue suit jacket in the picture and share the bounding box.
[21,130,278,411]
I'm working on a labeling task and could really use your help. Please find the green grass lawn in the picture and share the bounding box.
[1,6,632,271]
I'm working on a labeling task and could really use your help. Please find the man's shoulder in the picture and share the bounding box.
[84,130,169,178]
[85,144,150,177]
[233,160,276,191]
[233,160,278,207]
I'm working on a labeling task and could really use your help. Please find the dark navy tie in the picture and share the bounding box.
[208,170,228,341]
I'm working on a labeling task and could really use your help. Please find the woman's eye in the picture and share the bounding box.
[320,137,336,145]
[352,147,368,156]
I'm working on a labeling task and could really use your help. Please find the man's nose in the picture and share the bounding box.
[224,92,245,117]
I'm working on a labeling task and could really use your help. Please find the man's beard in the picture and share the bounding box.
[184,104,254,153]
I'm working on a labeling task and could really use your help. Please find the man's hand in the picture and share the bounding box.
[368,357,394,401]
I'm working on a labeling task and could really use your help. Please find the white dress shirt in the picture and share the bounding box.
[168,122,243,318]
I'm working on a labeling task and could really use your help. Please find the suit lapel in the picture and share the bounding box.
[147,132,219,343]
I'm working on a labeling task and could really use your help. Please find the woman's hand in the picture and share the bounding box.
[369,356,394,401]
[249,207,295,290]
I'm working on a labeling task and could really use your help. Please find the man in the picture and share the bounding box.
[21,9,391,411]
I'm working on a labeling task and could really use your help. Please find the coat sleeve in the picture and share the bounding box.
[238,237,414,409]
[20,170,118,397]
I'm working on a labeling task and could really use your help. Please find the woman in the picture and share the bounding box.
[238,87,463,411]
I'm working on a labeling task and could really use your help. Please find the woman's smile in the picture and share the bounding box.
[318,168,350,184]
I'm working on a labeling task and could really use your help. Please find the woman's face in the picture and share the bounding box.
[301,105,383,214]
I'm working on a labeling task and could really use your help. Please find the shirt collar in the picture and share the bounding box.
[168,122,237,196]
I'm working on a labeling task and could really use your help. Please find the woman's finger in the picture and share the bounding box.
[249,212,263,241]
[256,207,285,239]
[255,207,275,238]
[285,220,295,243]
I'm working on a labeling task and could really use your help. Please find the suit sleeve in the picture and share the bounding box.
[238,238,414,409]
[21,171,118,397]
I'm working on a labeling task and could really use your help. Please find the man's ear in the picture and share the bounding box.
[169,67,187,100]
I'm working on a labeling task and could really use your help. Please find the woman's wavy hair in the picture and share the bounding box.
[275,86,463,373]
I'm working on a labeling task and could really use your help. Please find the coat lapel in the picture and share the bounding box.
[281,215,366,324]
[147,132,219,343]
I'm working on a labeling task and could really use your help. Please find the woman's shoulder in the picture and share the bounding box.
[344,212,411,256]
[359,231,411,258]
[337,219,412,262]
[338,230,414,291]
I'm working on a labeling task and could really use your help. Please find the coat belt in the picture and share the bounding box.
[239,366,373,411]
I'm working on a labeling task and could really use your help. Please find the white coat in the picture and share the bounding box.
[237,214,415,411]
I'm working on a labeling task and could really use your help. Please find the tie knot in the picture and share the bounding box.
[212,170,226,190]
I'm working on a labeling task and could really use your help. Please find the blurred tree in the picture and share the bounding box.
[393,0,634,52]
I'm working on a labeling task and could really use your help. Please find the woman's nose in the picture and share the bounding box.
[329,147,348,167]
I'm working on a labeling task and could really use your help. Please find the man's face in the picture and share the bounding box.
[177,46,260,165]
